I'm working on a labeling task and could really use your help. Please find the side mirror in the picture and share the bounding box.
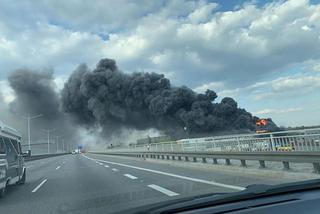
[22,150,31,158]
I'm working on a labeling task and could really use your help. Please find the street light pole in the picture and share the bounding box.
[56,136,59,153]
[43,129,55,154]
[27,115,30,150]
[23,114,43,151]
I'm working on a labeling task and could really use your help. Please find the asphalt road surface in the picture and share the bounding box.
[0,153,308,214]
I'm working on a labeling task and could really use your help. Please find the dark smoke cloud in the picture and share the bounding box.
[8,68,76,141]
[62,58,267,138]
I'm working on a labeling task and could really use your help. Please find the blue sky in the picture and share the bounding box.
[0,0,320,127]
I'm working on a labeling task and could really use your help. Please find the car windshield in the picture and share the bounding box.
[0,0,320,213]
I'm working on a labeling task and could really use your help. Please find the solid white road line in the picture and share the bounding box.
[148,184,179,196]
[112,168,119,172]
[56,166,61,170]
[31,179,48,193]
[124,174,138,179]
[84,155,244,191]
[104,165,109,168]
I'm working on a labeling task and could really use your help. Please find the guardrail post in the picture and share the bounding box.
[193,157,197,162]
[283,161,290,170]
[172,155,175,160]
[161,155,165,159]
[259,160,266,168]
[185,156,189,161]
[270,134,275,151]
[225,159,231,165]
[202,157,207,163]
[313,163,320,174]
[166,155,170,160]
[157,155,160,159]
[213,158,218,164]
[240,160,246,167]
[178,156,182,161]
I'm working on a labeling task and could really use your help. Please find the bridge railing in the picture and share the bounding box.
[110,128,320,153]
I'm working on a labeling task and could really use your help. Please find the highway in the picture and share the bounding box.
[0,153,312,214]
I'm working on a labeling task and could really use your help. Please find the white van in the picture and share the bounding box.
[0,122,28,197]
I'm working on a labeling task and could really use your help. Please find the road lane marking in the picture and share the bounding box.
[112,168,119,172]
[104,165,109,168]
[84,155,244,191]
[31,179,47,193]
[56,166,61,170]
[148,184,179,196]
[99,163,104,165]
[124,174,138,179]
[63,161,66,164]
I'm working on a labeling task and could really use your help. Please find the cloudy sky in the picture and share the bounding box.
[0,0,320,127]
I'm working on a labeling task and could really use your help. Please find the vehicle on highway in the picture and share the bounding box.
[0,121,29,197]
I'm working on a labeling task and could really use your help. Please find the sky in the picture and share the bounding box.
[0,0,320,127]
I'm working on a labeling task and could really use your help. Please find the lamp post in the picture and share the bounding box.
[22,114,43,151]
[43,129,55,154]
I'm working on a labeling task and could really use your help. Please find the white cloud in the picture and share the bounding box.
[251,75,320,100]
[254,107,303,115]
[188,2,218,24]
[1,0,320,127]
[0,80,15,104]
[215,74,320,101]
[194,81,224,93]
[94,0,320,87]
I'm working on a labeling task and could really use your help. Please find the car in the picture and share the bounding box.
[71,151,76,155]
[0,122,29,197]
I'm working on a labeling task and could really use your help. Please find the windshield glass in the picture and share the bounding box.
[0,0,320,213]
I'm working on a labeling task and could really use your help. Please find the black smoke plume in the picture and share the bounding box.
[62,58,266,138]
[8,69,76,141]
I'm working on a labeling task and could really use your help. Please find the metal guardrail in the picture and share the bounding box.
[24,153,69,162]
[112,128,320,153]
[90,151,320,174]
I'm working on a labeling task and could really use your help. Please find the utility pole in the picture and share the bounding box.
[22,114,43,151]
[62,138,65,152]
[43,129,55,154]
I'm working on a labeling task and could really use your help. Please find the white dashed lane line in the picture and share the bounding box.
[124,174,138,180]
[31,179,48,193]
[148,184,179,197]
[56,166,61,170]
[112,168,119,172]
[104,165,109,168]
[84,155,244,191]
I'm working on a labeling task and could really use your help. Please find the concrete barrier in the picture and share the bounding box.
[89,151,320,174]
[24,153,69,162]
